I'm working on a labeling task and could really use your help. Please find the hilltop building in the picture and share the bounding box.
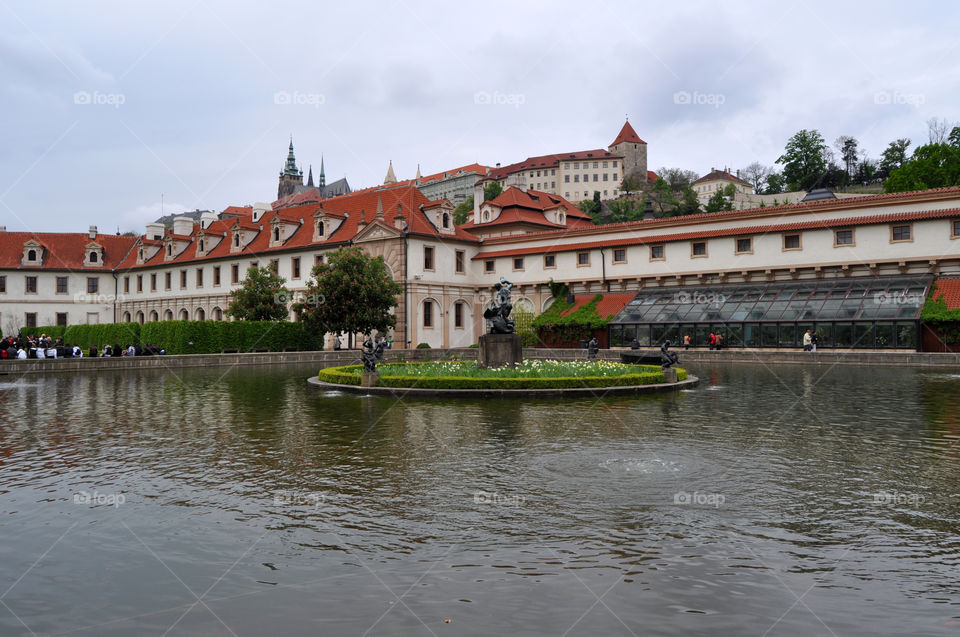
[276,138,350,203]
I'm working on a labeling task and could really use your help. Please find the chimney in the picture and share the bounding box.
[736,169,741,179]
[199,211,217,229]
[0,225,6,232]
[252,202,271,222]
[145,222,164,241]
[88,225,97,240]
[496,163,501,168]
[172,215,193,237]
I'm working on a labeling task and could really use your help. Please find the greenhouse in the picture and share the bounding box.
[607,275,930,350]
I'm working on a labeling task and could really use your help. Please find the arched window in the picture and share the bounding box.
[317,220,324,237]
[483,211,490,222]
[195,308,205,321]
[149,310,158,322]
[27,249,36,261]
[234,234,240,247]
[179,309,189,321]
[442,213,450,228]
[164,309,173,321]
[89,251,98,263]
[138,248,144,261]
[167,245,172,256]
[122,311,131,322]
[198,239,204,252]
[135,311,144,325]
[273,227,280,242]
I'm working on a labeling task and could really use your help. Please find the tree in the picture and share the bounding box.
[884,143,960,193]
[949,126,960,148]
[226,266,290,321]
[647,177,678,216]
[604,199,644,223]
[578,193,601,218]
[657,167,699,190]
[294,246,402,339]
[776,129,828,190]
[675,186,701,215]
[741,162,772,193]
[453,196,473,225]
[621,175,643,195]
[483,181,503,201]
[835,136,859,181]
[927,117,952,145]
[763,171,785,194]
[879,139,911,178]
[704,184,735,212]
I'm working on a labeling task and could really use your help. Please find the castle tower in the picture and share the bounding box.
[609,119,648,182]
[277,137,304,199]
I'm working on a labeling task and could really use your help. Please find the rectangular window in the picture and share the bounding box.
[953,219,960,238]
[0,275,5,293]
[835,229,854,246]
[213,266,221,286]
[891,224,912,242]
[136,274,143,292]
[593,174,599,182]
[25,312,37,328]
[650,245,664,260]
[613,248,627,263]
[269,259,279,273]
[150,273,157,291]
[56,312,67,327]
[783,233,801,250]
[423,300,433,327]
[231,264,239,284]
[484,259,495,273]
[577,252,590,266]
[564,175,570,183]
[292,257,301,279]
[196,268,203,287]
[593,162,598,168]
[56,276,68,294]
[180,270,187,289]
[735,237,753,254]
[454,302,463,328]
[574,175,580,183]
[544,254,556,268]
[315,254,323,267]
[455,250,465,274]
[87,277,99,294]
[165,272,171,290]
[424,246,434,271]
[513,257,524,271]
[691,241,707,257]
[25,276,37,294]
[603,173,608,181]
[123,276,130,294]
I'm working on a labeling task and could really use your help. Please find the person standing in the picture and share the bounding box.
[811,329,819,352]
[709,332,716,350]
[803,330,812,351]
[683,333,691,350]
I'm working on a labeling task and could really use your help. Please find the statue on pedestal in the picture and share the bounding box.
[361,336,385,372]
[483,277,515,334]
[660,341,679,369]
[587,337,599,360]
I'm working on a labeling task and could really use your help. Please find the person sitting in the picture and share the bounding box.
[17,347,27,359]
[100,344,111,357]
[35,347,45,359]
[630,338,640,350]
[112,343,122,357]
[72,345,82,358]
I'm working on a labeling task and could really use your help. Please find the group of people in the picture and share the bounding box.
[802,329,820,352]
[0,334,165,360]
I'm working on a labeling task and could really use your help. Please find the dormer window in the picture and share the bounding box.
[167,244,172,256]
[198,239,205,253]
[484,210,490,222]
[138,248,144,261]
[274,227,280,242]
[234,234,240,247]
[558,212,565,224]
[317,220,325,237]
[27,249,36,261]
[89,251,98,263]
[442,213,450,229]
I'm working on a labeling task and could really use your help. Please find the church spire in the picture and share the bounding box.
[319,155,326,188]
[282,136,301,177]
[384,160,397,185]
[306,164,314,187]
[415,164,422,181]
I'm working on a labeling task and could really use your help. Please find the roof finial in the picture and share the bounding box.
[376,195,384,219]
[384,160,397,185]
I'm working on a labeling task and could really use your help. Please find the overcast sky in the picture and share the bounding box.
[2,1,958,234]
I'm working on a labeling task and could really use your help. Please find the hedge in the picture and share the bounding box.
[18,325,67,340]
[317,363,687,389]
[20,321,320,354]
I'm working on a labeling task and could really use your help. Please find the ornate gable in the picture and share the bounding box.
[21,239,43,266]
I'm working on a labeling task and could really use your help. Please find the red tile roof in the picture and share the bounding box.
[460,188,595,232]
[648,170,659,182]
[610,121,646,146]
[694,169,752,188]
[931,278,960,310]
[414,163,490,186]
[0,232,137,270]
[555,293,636,319]
[487,150,622,181]
[474,206,960,260]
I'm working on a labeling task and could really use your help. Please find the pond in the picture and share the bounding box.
[1,362,959,636]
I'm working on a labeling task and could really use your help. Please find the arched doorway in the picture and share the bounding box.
[135,311,145,325]
[195,308,206,321]
[149,310,159,322]
[164,309,173,321]
[179,309,189,321]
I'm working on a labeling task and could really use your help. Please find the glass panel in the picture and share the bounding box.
[695,324,712,347]
[834,323,854,348]
[711,324,727,348]
[761,324,778,347]
[651,324,665,345]
[814,323,833,348]
[637,325,650,347]
[875,323,894,348]
[749,302,771,320]
[742,324,760,347]
[766,301,789,320]
[680,325,695,348]
[727,324,744,347]
[896,323,916,349]
[663,324,681,346]
[854,323,874,348]
[779,323,796,347]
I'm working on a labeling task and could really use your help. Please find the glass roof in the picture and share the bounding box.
[609,276,932,324]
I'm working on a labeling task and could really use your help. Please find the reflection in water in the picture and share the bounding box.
[1,363,959,636]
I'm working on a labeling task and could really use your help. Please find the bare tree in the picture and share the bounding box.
[741,162,772,193]
[834,136,859,179]
[3,313,23,338]
[927,117,952,145]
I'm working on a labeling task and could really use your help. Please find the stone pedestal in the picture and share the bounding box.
[361,371,380,387]
[478,333,523,368]
[662,367,678,384]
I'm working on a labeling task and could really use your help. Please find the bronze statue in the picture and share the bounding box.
[483,277,515,334]
[660,341,679,369]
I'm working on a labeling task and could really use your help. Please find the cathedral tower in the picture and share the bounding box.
[277,138,304,199]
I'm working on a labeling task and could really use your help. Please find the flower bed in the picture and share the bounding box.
[317,360,687,389]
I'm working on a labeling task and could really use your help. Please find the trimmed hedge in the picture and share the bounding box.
[18,325,67,340]
[317,363,688,389]
[62,323,142,349]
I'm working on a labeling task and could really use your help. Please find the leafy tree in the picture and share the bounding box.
[763,171,786,194]
[704,184,735,212]
[294,246,402,338]
[604,199,644,222]
[621,175,643,195]
[949,126,960,148]
[884,143,960,193]
[776,129,828,190]
[675,186,701,215]
[453,196,473,225]
[657,167,699,190]
[578,195,601,218]
[741,162,772,193]
[483,181,503,201]
[226,266,291,321]
[835,135,859,181]
[879,139,911,178]
[647,177,678,215]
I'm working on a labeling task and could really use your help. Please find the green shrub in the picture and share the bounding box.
[18,325,67,340]
[416,342,431,348]
[62,323,142,349]
[140,320,320,354]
